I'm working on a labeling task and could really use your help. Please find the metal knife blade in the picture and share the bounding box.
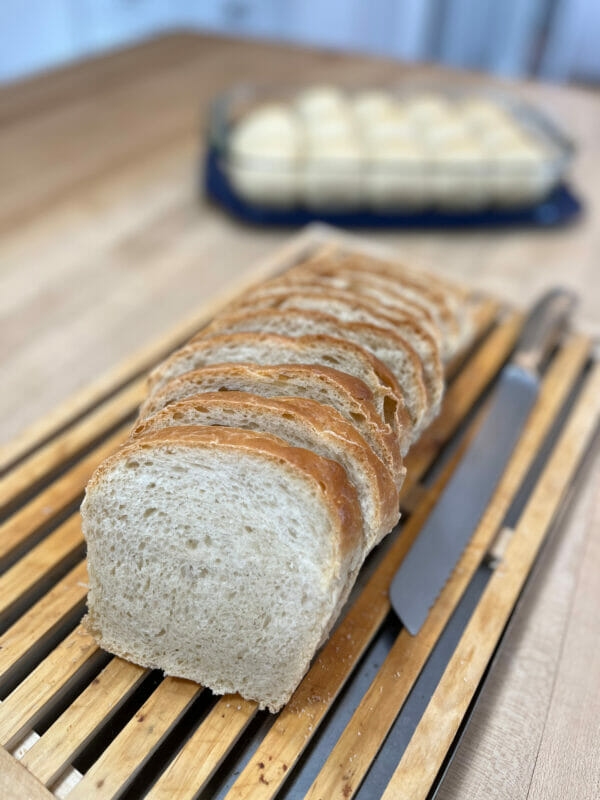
[390,288,577,635]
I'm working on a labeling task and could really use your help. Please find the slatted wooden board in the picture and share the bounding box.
[1,226,598,800]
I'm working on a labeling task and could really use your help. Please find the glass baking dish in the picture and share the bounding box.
[207,83,575,214]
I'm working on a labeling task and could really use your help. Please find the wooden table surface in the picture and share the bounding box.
[1,33,598,799]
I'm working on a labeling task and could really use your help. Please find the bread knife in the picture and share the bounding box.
[390,288,577,635]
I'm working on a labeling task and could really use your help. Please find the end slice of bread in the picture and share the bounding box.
[82,426,363,711]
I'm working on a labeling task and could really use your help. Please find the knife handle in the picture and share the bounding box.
[512,288,578,375]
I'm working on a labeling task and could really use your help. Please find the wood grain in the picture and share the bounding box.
[0,515,83,623]
[21,657,148,787]
[0,625,101,750]
[67,677,203,799]
[145,695,258,800]
[0,425,128,566]
[0,748,54,800]
[0,223,322,471]
[382,363,600,800]
[0,561,88,679]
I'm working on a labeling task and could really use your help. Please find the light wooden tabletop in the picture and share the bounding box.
[1,33,598,799]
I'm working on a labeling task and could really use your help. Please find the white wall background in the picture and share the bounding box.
[1,0,599,84]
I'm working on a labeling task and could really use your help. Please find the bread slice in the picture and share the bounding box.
[200,308,429,437]
[150,332,412,455]
[230,287,444,425]
[137,363,404,487]
[132,392,400,550]
[81,426,363,712]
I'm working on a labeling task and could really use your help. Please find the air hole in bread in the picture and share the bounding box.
[143,507,158,518]
[194,406,209,413]
[217,386,230,392]
[185,538,199,550]
[125,461,139,469]
[383,396,398,426]
[172,411,184,420]
[204,534,213,547]
[281,413,294,421]
[350,412,366,424]
[322,355,340,365]
[157,628,166,637]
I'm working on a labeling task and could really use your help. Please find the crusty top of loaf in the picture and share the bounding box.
[131,391,401,540]
[88,425,363,564]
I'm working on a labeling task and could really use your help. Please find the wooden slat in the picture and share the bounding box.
[0,225,324,474]
[0,625,101,749]
[382,362,600,800]
[0,748,54,800]
[67,677,203,800]
[146,695,258,800]
[22,657,148,787]
[0,425,129,566]
[229,334,591,800]
[0,514,83,623]
[0,561,87,678]
[0,379,145,513]
[444,298,501,380]
[402,310,523,492]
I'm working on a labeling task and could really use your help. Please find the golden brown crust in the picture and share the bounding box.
[89,425,363,565]
[199,307,428,429]
[137,363,404,486]
[131,391,401,545]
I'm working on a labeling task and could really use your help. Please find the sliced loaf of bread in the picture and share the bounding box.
[137,362,404,487]
[133,392,400,550]
[81,426,363,712]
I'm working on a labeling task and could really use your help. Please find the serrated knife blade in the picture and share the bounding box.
[390,288,577,635]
